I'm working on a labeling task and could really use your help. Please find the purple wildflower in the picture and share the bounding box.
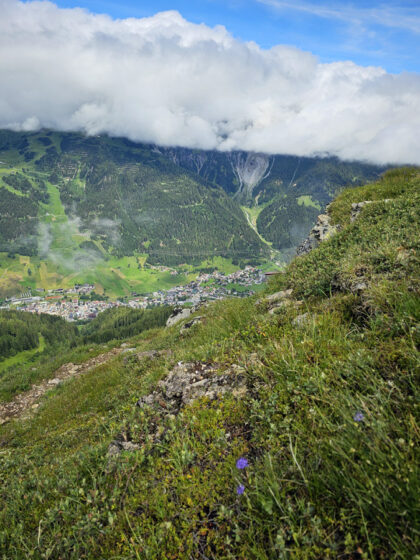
[353,411,364,422]
[237,484,245,495]
[236,457,249,469]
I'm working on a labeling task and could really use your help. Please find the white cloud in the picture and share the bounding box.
[0,0,419,164]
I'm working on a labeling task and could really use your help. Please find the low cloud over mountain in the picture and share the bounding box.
[1,0,419,164]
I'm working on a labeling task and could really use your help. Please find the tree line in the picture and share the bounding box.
[0,310,78,361]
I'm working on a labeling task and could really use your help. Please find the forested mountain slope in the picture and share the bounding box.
[0,168,418,559]
[0,130,268,266]
[0,309,77,361]
[160,147,385,252]
[0,130,385,265]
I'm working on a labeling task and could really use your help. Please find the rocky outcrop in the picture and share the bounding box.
[166,307,193,327]
[297,213,339,256]
[107,440,141,457]
[265,289,293,304]
[108,361,247,459]
[298,198,393,256]
[269,291,300,314]
[350,201,374,222]
[180,316,204,336]
[229,152,272,202]
[331,274,369,295]
[351,281,368,293]
[351,199,391,222]
[292,313,313,328]
[136,361,247,410]
[166,305,206,330]
[159,147,208,175]
[259,289,303,315]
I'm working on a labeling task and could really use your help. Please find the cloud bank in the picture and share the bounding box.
[1,0,419,164]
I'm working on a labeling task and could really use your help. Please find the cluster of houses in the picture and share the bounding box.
[4,284,97,307]
[43,283,96,296]
[9,298,122,321]
[3,267,268,321]
[136,266,266,308]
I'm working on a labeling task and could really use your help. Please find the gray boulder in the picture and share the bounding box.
[166,307,192,327]
[292,312,312,328]
[351,201,374,222]
[260,289,302,314]
[107,440,141,458]
[266,289,293,304]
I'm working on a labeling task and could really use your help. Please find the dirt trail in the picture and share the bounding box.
[0,347,123,425]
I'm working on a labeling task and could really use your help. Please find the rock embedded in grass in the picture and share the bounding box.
[260,288,303,314]
[265,289,293,303]
[108,361,248,459]
[297,212,340,255]
[292,312,313,327]
[136,361,247,410]
[350,199,391,222]
[166,307,192,327]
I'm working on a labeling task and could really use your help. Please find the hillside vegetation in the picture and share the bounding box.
[0,130,267,264]
[0,310,77,362]
[161,148,384,251]
[0,168,418,559]
[0,306,173,405]
[82,306,173,345]
[0,130,384,296]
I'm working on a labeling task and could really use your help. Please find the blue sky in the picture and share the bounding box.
[51,0,420,73]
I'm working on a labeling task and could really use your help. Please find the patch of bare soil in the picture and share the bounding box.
[0,348,123,425]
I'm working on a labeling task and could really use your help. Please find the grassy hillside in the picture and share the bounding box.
[0,250,246,300]
[0,169,418,559]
